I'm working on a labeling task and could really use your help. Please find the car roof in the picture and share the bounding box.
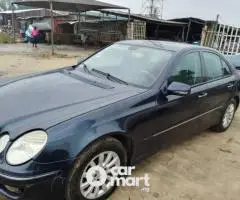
[117,40,206,52]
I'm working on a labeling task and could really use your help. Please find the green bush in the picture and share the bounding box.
[0,33,11,43]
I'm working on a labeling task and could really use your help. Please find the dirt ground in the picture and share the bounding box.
[1,44,240,200]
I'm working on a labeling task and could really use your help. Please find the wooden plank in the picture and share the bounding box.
[231,27,238,55]
[219,24,226,53]
[236,36,240,54]
[222,25,230,54]
[227,26,234,54]
[215,24,222,50]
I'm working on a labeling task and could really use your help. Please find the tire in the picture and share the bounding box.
[65,137,127,200]
[212,98,237,132]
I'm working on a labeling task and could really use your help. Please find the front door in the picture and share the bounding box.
[132,51,207,161]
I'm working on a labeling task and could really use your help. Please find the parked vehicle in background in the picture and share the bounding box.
[0,41,239,200]
[226,54,240,69]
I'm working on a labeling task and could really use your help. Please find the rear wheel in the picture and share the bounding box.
[212,99,237,132]
[65,137,127,200]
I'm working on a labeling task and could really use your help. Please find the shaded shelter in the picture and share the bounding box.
[169,17,206,43]
[12,0,129,54]
[101,10,187,41]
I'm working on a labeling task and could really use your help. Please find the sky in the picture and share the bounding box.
[101,0,240,27]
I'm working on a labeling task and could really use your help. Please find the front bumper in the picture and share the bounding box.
[0,171,64,200]
[0,160,72,200]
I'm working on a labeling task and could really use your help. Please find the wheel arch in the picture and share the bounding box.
[74,132,134,166]
[234,95,239,109]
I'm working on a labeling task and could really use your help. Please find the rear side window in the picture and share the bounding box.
[170,52,202,86]
[202,52,231,81]
[221,60,232,75]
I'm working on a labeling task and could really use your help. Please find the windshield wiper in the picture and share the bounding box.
[91,68,128,85]
[81,63,92,74]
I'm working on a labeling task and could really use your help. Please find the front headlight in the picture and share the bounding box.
[6,130,48,165]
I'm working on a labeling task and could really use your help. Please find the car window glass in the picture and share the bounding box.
[170,52,202,85]
[202,52,231,80]
[221,59,232,75]
[229,55,240,67]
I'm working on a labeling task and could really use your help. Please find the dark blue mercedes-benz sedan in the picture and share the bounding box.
[0,40,239,200]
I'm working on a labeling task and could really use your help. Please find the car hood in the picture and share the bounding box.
[0,69,145,137]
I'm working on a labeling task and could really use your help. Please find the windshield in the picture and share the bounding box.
[78,43,173,87]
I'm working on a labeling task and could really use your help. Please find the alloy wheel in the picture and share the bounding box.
[80,151,120,199]
[222,103,235,128]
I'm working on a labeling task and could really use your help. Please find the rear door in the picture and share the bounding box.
[198,51,236,127]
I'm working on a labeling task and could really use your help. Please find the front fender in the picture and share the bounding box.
[33,89,156,164]
[34,117,129,163]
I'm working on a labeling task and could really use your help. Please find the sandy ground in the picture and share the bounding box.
[1,44,240,200]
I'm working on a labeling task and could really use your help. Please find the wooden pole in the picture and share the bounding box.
[210,14,219,48]
[11,4,15,43]
[50,1,54,55]
[128,8,131,23]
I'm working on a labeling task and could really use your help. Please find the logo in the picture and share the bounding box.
[85,165,150,191]
[86,166,107,187]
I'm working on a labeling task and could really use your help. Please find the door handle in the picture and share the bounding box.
[198,92,208,98]
[227,83,234,88]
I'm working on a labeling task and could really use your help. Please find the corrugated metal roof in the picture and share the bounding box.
[101,10,187,26]
[12,0,128,12]
[169,17,206,25]
[0,8,43,14]
[0,8,68,16]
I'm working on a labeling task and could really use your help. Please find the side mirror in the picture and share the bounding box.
[235,66,240,70]
[167,82,191,96]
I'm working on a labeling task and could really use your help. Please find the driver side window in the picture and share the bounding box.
[169,52,203,86]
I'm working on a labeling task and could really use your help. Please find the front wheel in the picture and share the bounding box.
[212,99,237,132]
[65,137,127,200]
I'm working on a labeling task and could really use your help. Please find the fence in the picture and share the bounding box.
[202,24,240,55]
[127,21,146,40]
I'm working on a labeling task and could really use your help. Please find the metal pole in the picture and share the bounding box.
[77,13,80,34]
[50,1,54,55]
[160,0,164,19]
[185,20,191,42]
[115,14,118,41]
[11,4,15,43]
[181,26,185,42]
